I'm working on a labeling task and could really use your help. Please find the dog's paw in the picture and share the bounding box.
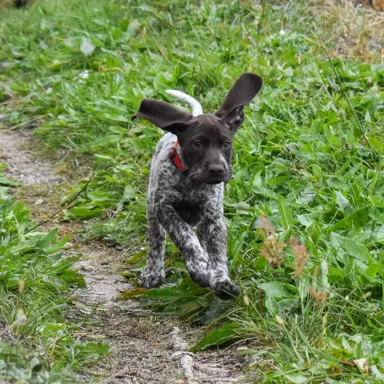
[211,279,240,300]
[142,271,165,288]
[188,270,211,288]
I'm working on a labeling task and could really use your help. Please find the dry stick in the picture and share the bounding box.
[10,114,49,131]
[25,175,93,234]
[312,22,379,161]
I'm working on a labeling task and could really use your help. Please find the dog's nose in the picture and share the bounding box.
[208,164,225,176]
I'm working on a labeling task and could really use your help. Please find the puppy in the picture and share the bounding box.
[133,73,262,299]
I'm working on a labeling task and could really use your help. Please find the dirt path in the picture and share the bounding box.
[0,129,250,384]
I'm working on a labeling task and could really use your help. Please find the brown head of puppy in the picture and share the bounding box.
[133,73,262,184]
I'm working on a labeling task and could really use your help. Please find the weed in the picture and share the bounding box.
[1,0,384,382]
[291,237,310,279]
[0,181,108,382]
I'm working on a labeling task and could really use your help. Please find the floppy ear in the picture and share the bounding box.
[215,73,262,132]
[132,99,193,134]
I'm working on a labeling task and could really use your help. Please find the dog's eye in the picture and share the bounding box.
[192,141,203,149]
[222,141,230,149]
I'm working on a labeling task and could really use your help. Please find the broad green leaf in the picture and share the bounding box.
[335,191,350,210]
[30,357,42,372]
[191,324,239,352]
[76,342,109,357]
[328,266,346,283]
[370,210,384,225]
[63,206,103,220]
[0,175,22,187]
[330,233,372,263]
[278,195,293,229]
[119,19,129,31]
[44,234,70,255]
[259,282,297,298]
[367,136,384,154]
[36,229,58,249]
[365,262,380,279]
[87,191,110,202]
[371,365,384,380]
[275,298,300,312]
[297,214,312,227]
[231,201,251,213]
[143,288,183,302]
[331,207,370,232]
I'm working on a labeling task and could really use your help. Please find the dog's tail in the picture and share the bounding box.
[165,90,203,116]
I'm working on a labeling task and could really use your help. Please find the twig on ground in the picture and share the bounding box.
[25,174,93,234]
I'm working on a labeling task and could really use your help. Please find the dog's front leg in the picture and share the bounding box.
[198,217,240,300]
[158,205,211,287]
[142,216,166,288]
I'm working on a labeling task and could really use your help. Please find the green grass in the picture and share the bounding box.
[1,0,384,382]
[0,172,108,382]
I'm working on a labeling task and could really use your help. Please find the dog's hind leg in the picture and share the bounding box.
[142,216,166,288]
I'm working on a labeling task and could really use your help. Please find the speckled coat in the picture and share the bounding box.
[134,73,263,299]
[144,132,236,299]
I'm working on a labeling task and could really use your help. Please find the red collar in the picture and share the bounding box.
[169,140,189,174]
